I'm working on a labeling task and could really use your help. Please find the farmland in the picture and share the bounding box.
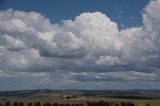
[0,97,160,106]
[0,89,160,106]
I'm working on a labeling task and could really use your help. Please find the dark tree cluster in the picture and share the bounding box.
[145,103,152,106]
[35,102,41,106]
[87,101,135,106]
[52,103,83,106]
[13,102,24,106]
[44,103,52,106]
[4,101,135,106]
[5,101,10,106]
[3,101,84,106]
[29,102,83,106]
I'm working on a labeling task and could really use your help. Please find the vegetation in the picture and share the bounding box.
[0,97,159,106]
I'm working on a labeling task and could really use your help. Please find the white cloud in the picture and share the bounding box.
[0,34,26,51]
[0,70,47,78]
[96,55,126,66]
[63,12,120,56]
[65,71,157,82]
[0,0,160,89]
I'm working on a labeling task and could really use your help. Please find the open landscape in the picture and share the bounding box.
[0,0,160,106]
[0,89,160,106]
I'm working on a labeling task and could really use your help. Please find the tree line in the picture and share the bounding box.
[87,101,135,106]
[0,100,154,106]
[1,101,135,106]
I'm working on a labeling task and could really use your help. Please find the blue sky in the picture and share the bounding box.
[0,0,149,29]
[1,0,160,91]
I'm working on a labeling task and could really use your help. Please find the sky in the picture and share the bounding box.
[0,0,149,29]
[0,0,160,90]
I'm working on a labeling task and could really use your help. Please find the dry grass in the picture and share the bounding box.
[0,97,160,106]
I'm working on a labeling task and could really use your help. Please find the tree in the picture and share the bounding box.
[53,103,58,106]
[129,103,135,106]
[79,103,83,106]
[145,104,150,106]
[66,104,70,106]
[5,101,10,106]
[44,103,52,106]
[19,102,24,106]
[35,102,41,106]
[13,102,19,106]
[60,104,64,106]
[110,102,114,106]
[87,101,91,106]
[126,103,135,106]
[27,103,32,106]
[3,98,6,101]
[104,102,110,106]
[66,96,70,99]
[115,103,119,106]
[121,102,126,106]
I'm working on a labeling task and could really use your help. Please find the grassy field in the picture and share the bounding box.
[134,99,160,106]
[84,96,160,106]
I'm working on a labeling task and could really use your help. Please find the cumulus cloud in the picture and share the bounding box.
[63,12,121,56]
[0,0,160,89]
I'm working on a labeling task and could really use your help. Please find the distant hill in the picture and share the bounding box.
[0,89,160,99]
[0,89,84,97]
